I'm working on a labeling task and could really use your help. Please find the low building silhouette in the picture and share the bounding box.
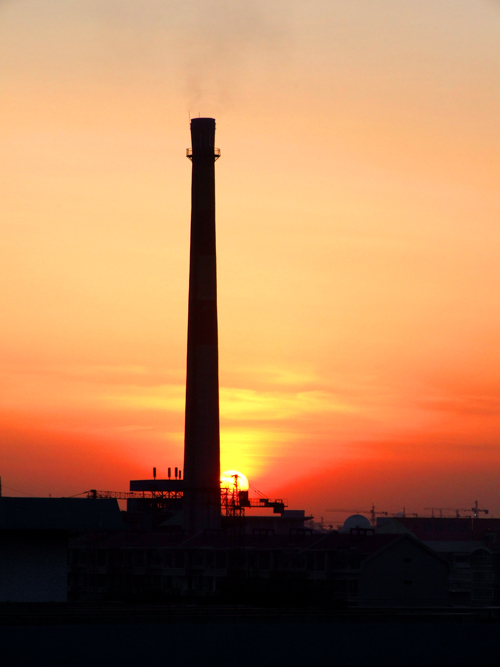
[67,526,449,607]
[377,515,500,605]
[0,498,124,602]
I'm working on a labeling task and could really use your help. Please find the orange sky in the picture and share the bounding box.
[1,1,500,521]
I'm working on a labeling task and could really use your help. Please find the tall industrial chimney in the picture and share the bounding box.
[183,118,221,532]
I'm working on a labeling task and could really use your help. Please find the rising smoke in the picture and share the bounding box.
[27,0,294,111]
[181,0,293,110]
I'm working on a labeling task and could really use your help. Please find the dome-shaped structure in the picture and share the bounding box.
[341,514,371,533]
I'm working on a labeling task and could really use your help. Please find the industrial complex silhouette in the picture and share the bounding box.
[1,121,500,619]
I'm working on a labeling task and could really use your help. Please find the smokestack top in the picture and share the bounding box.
[190,117,216,151]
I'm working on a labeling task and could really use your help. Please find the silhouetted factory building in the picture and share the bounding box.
[124,118,306,536]
[127,119,227,532]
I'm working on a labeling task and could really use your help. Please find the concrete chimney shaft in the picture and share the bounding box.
[183,118,221,532]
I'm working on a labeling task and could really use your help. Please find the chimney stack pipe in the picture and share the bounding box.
[183,118,221,532]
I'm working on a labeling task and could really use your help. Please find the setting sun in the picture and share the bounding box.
[221,470,249,492]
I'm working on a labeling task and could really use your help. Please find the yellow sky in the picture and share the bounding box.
[1,1,500,519]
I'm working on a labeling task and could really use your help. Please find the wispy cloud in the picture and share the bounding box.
[419,395,500,417]
[104,384,185,413]
[220,387,355,421]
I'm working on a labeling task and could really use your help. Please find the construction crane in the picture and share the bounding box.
[424,501,489,519]
[325,504,388,527]
[86,489,182,500]
[471,500,489,518]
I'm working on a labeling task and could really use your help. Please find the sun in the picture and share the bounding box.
[221,469,249,491]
